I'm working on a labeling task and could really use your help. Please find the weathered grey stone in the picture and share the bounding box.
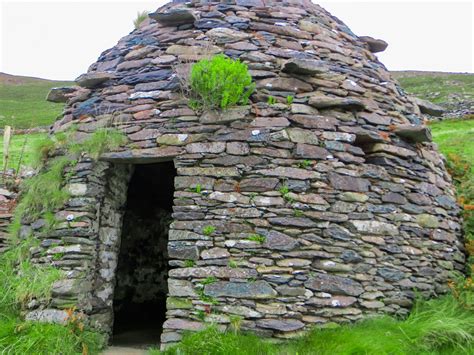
[206,27,250,43]
[149,8,196,26]
[307,295,357,307]
[256,167,319,180]
[25,309,69,324]
[309,95,366,110]
[157,133,206,146]
[305,274,364,296]
[340,192,369,202]
[256,319,305,332]
[163,318,205,331]
[415,214,439,228]
[220,305,261,318]
[201,247,230,259]
[46,86,78,103]
[377,267,405,281]
[204,281,277,299]
[168,241,199,260]
[75,72,114,88]
[169,266,257,279]
[168,279,197,297]
[287,128,319,145]
[282,58,328,75]
[186,142,226,154]
[295,144,330,159]
[413,97,445,116]
[359,36,388,53]
[240,178,279,192]
[393,124,432,143]
[348,220,398,236]
[269,217,318,228]
[101,146,183,164]
[200,106,250,124]
[328,173,370,192]
[258,78,313,93]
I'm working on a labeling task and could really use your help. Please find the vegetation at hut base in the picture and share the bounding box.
[0,236,105,354]
[155,296,474,355]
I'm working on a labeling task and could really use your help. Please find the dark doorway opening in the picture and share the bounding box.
[112,162,176,348]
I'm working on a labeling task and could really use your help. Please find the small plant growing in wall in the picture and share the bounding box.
[202,225,216,236]
[267,96,277,105]
[201,276,218,285]
[133,10,149,29]
[194,184,202,194]
[279,184,294,203]
[228,259,238,268]
[189,54,255,110]
[247,234,266,244]
[184,259,195,267]
[293,209,304,217]
[287,95,294,106]
[298,160,312,169]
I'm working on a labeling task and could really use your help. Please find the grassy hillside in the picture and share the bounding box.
[392,71,474,111]
[0,73,73,129]
[430,119,474,170]
[0,132,47,171]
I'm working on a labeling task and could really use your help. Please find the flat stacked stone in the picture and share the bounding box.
[27,0,466,349]
[0,181,16,254]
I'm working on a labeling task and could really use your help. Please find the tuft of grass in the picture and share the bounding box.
[267,96,277,105]
[202,225,216,236]
[0,238,62,316]
[247,234,266,244]
[189,55,255,110]
[14,157,72,223]
[133,10,149,29]
[69,128,127,159]
[184,260,196,268]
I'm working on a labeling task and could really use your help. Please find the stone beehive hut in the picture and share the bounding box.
[28,0,465,348]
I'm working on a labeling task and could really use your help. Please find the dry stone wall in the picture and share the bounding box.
[24,0,466,347]
[0,180,16,254]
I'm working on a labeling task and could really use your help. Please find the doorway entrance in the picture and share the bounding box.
[111,162,176,348]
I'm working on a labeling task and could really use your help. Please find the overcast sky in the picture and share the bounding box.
[0,0,472,80]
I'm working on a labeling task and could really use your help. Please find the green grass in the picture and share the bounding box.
[393,71,474,106]
[189,55,255,110]
[0,74,72,129]
[0,132,47,171]
[0,316,105,355]
[430,118,474,171]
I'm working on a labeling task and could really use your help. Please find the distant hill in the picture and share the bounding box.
[0,72,73,129]
[392,71,473,118]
